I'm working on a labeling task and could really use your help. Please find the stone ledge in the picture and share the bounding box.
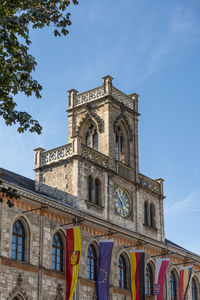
[85,200,104,210]
[143,224,158,232]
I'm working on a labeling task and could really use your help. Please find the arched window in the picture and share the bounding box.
[52,233,63,272]
[88,176,92,202]
[87,244,97,280]
[192,278,197,300]
[144,201,149,225]
[118,255,127,289]
[170,271,177,300]
[150,203,155,228]
[146,263,153,296]
[85,124,98,151]
[93,131,98,150]
[94,179,101,205]
[11,220,25,261]
[115,124,129,164]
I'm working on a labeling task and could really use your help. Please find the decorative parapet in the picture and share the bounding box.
[74,86,105,107]
[68,75,137,111]
[38,144,73,167]
[116,161,134,181]
[81,144,109,168]
[111,87,135,110]
[138,173,161,195]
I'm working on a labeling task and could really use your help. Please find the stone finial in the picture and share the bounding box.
[129,93,139,112]
[128,93,139,100]
[34,147,45,169]
[68,89,78,108]
[155,178,164,195]
[102,75,113,94]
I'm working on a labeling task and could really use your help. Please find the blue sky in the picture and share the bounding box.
[1,0,200,254]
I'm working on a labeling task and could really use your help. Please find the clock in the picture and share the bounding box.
[114,188,130,217]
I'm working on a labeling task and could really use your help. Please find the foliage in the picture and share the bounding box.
[0,171,19,207]
[0,0,78,134]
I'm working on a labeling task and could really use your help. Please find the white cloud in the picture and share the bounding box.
[165,190,200,215]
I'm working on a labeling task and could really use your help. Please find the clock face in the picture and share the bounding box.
[114,188,130,217]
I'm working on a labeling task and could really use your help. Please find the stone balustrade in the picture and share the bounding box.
[116,161,134,181]
[40,144,73,166]
[138,173,161,194]
[111,87,134,110]
[81,144,109,168]
[74,86,105,107]
[72,85,135,110]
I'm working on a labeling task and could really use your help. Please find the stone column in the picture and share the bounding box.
[102,75,113,95]
[68,89,78,108]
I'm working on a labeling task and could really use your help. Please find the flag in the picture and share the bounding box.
[66,227,81,300]
[179,265,193,300]
[154,258,169,300]
[96,239,114,300]
[130,250,145,300]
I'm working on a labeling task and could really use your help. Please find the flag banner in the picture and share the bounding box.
[96,239,114,300]
[179,265,193,300]
[130,250,145,300]
[66,227,81,300]
[154,258,169,300]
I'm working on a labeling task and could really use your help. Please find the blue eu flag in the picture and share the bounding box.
[96,239,114,300]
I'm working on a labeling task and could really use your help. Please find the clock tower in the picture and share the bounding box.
[34,75,165,243]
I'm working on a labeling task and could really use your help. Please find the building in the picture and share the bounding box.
[0,76,199,300]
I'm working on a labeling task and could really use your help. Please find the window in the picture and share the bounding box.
[144,201,148,225]
[85,124,98,150]
[192,278,197,300]
[170,272,177,300]
[88,176,92,202]
[11,220,25,261]
[146,263,153,296]
[118,255,127,289]
[150,203,155,228]
[87,244,97,280]
[115,124,128,164]
[52,233,63,272]
[94,179,101,205]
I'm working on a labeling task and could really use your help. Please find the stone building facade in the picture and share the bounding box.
[0,76,199,300]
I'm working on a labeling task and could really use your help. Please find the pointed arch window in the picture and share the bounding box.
[94,179,101,205]
[88,176,92,202]
[87,244,97,280]
[85,124,98,151]
[170,272,177,300]
[11,220,25,261]
[52,233,63,272]
[150,203,155,228]
[118,255,127,289]
[146,263,153,296]
[115,124,128,164]
[144,201,149,225]
[192,278,197,300]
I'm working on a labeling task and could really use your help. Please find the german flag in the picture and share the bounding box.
[179,265,193,300]
[66,227,81,300]
[130,250,145,300]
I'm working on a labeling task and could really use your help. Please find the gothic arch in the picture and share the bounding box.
[50,228,66,272]
[76,111,104,137]
[10,215,31,263]
[117,249,131,290]
[113,113,133,142]
[7,274,28,300]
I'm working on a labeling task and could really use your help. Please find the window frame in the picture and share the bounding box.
[11,220,25,261]
[87,244,98,281]
[146,263,154,296]
[52,232,64,272]
[118,254,127,289]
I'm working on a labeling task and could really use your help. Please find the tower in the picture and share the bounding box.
[34,76,165,243]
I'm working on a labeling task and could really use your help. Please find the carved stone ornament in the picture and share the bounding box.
[7,273,28,300]
[113,113,133,141]
[54,283,64,300]
[74,110,104,136]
